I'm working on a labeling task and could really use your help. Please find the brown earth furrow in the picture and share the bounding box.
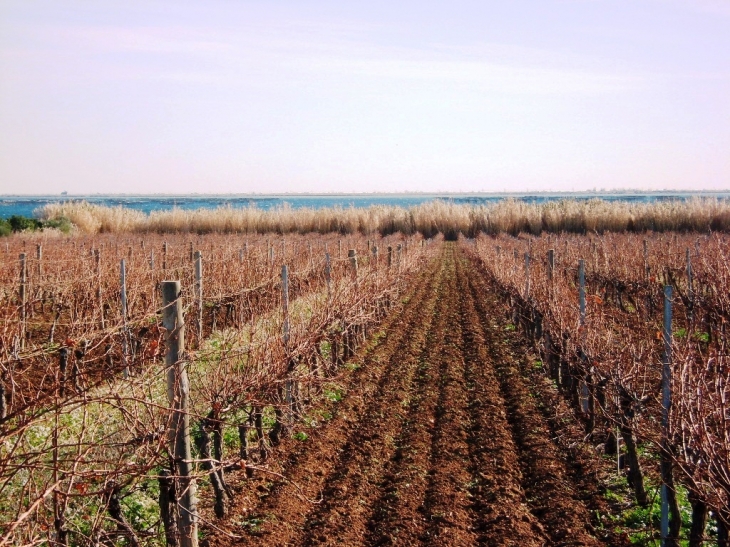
[211,250,445,546]
[363,246,476,546]
[455,253,550,546]
[303,250,455,546]
[418,251,478,547]
[469,241,629,546]
[209,243,621,547]
[466,251,602,546]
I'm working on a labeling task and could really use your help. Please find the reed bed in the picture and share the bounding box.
[35,197,730,237]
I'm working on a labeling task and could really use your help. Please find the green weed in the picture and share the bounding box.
[324,385,344,402]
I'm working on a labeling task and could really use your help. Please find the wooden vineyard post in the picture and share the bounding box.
[397,244,402,270]
[0,366,5,419]
[543,246,557,380]
[163,241,168,272]
[660,286,680,546]
[578,259,589,413]
[120,259,129,378]
[387,246,393,269]
[661,285,672,546]
[36,244,42,278]
[591,237,597,271]
[578,259,586,326]
[372,245,378,266]
[194,251,203,346]
[643,239,653,319]
[95,249,105,330]
[686,249,693,323]
[58,347,68,398]
[19,253,27,349]
[281,265,293,420]
[348,248,360,352]
[189,242,194,262]
[282,265,290,344]
[162,281,198,547]
[547,249,554,281]
[149,250,154,271]
[325,252,332,300]
[348,249,358,288]
[53,348,67,545]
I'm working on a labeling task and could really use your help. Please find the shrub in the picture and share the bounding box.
[0,219,10,237]
[9,215,42,232]
[0,215,73,235]
[42,216,72,234]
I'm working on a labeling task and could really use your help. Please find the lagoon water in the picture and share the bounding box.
[1,192,728,219]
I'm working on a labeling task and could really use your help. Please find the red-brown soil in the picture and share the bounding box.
[206,243,630,547]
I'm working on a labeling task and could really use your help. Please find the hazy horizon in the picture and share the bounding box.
[3,189,730,198]
[2,1,729,194]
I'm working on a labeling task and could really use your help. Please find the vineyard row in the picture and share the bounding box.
[469,231,730,545]
[0,233,437,546]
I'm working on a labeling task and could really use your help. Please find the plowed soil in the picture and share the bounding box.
[207,243,628,547]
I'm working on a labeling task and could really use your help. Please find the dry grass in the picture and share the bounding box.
[35,197,730,237]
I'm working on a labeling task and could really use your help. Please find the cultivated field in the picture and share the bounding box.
[0,228,729,546]
[205,244,612,546]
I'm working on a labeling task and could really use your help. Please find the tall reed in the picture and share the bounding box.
[35,197,730,237]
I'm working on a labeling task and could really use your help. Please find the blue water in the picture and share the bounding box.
[1,192,728,219]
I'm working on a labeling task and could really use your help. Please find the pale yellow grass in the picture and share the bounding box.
[36,197,730,237]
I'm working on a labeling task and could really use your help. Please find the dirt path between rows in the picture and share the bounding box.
[207,243,627,547]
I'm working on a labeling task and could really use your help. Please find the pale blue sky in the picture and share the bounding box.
[1,0,728,194]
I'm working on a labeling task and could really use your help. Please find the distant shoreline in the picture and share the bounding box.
[2,190,730,199]
[4,192,730,226]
